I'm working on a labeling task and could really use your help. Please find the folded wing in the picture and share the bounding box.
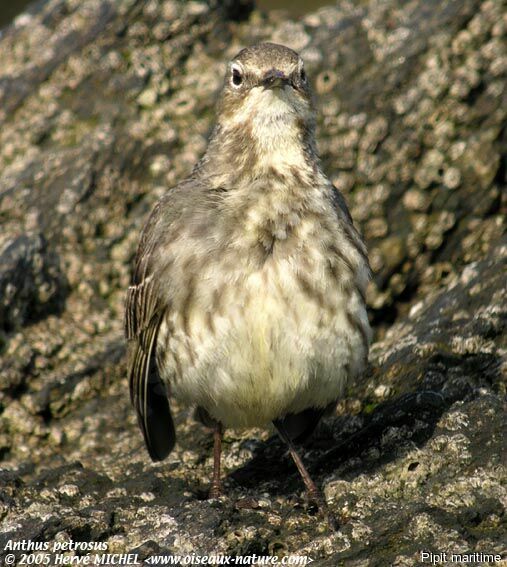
[125,200,176,461]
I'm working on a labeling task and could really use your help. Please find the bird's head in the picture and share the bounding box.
[199,43,318,181]
[216,43,316,162]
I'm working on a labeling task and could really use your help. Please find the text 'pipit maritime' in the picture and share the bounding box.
[125,42,372,524]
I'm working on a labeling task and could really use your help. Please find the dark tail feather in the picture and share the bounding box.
[129,314,175,461]
[142,357,176,461]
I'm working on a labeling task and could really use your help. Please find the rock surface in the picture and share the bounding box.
[0,0,505,564]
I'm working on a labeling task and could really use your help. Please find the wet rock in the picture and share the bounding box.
[0,233,66,332]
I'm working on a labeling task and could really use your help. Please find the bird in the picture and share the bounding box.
[125,42,371,521]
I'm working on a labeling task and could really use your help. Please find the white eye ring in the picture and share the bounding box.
[230,63,243,88]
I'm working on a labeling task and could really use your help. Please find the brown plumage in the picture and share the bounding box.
[125,43,371,522]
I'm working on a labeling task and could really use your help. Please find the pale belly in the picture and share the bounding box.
[157,261,370,429]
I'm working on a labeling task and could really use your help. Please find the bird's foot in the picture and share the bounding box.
[235,496,261,510]
[307,489,338,530]
[208,483,223,499]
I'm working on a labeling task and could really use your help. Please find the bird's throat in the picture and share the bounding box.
[205,119,316,187]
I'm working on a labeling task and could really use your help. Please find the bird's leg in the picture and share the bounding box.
[278,425,323,505]
[275,421,336,528]
[208,421,223,498]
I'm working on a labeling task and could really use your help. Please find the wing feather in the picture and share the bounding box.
[331,184,370,269]
[128,312,175,461]
[125,194,182,461]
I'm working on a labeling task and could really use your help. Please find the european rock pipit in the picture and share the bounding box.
[125,43,371,520]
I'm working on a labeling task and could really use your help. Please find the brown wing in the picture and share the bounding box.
[331,184,370,270]
[125,199,175,461]
[331,184,354,224]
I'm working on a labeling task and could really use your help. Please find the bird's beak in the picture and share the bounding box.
[262,69,290,89]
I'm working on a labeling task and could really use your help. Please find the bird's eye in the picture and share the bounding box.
[231,66,243,87]
[300,68,307,83]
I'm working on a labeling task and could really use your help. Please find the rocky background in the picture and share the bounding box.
[0,0,505,564]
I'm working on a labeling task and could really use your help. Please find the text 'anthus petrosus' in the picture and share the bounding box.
[125,42,372,526]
